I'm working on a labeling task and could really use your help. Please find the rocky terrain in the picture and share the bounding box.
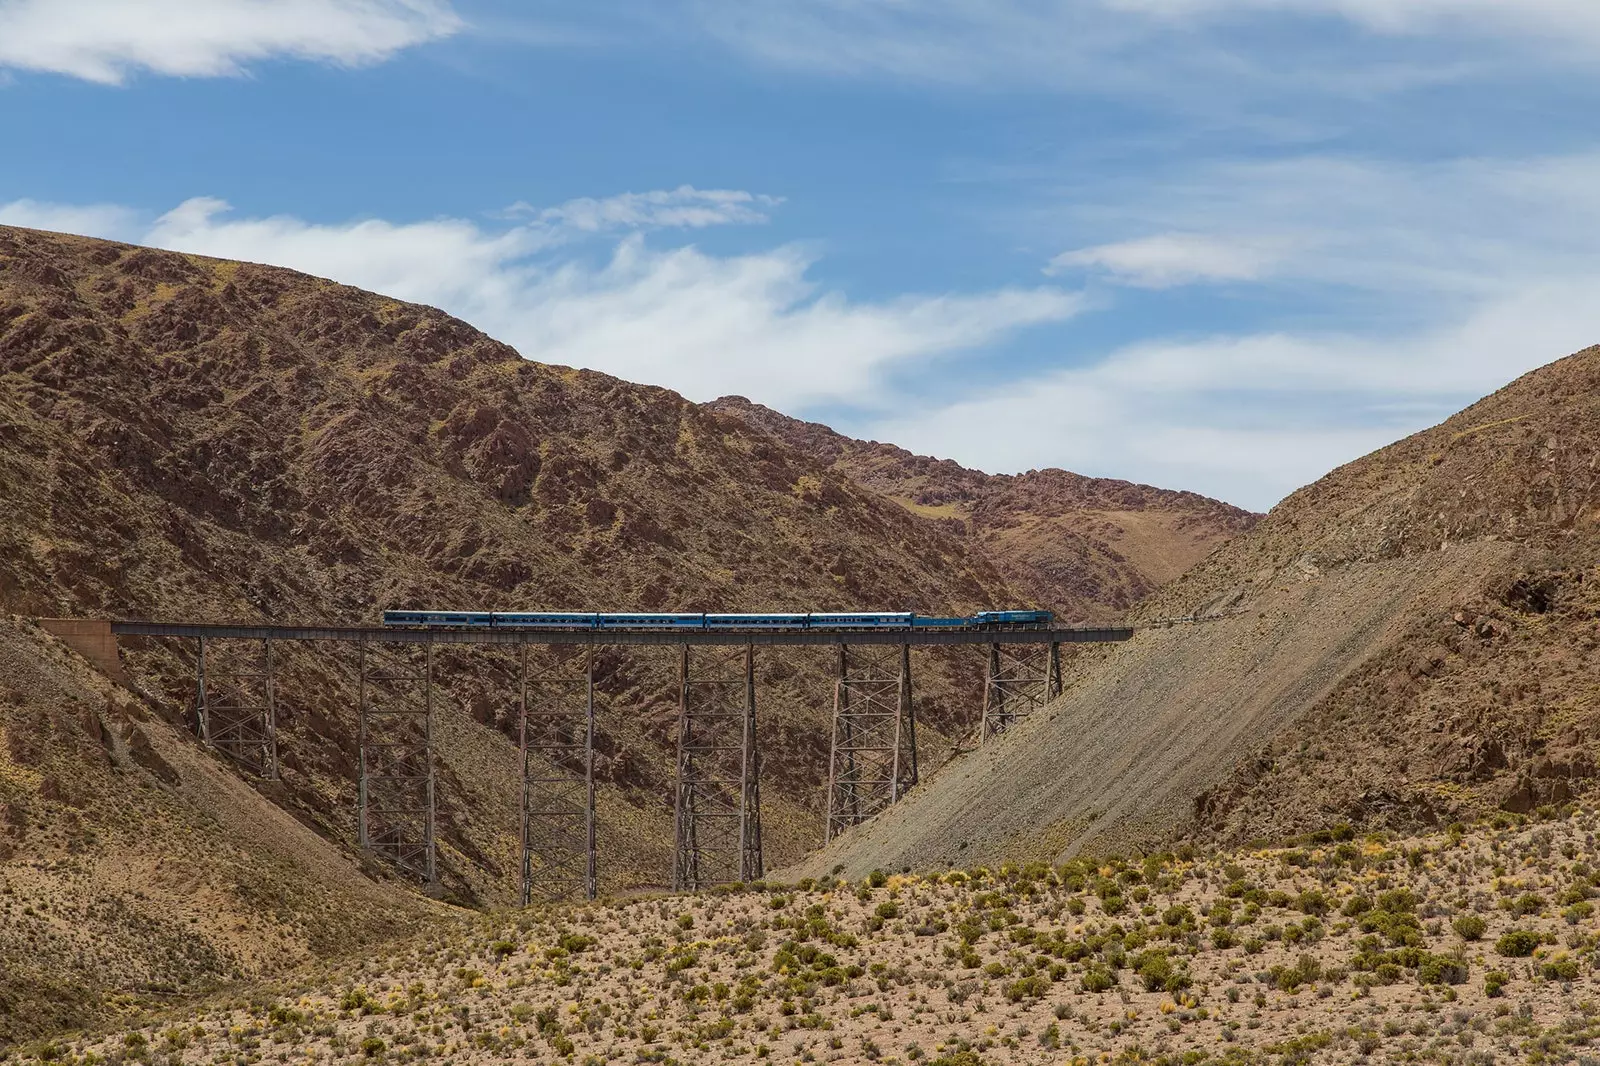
[707,398,1257,625]
[792,346,1600,880]
[18,808,1600,1066]
[0,225,1248,1042]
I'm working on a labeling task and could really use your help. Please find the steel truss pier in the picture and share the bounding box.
[519,646,597,904]
[673,645,762,890]
[193,637,278,779]
[357,644,437,885]
[824,644,916,842]
[979,641,1063,743]
[105,620,1132,890]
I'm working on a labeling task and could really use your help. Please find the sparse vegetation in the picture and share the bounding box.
[12,811,1600,1065]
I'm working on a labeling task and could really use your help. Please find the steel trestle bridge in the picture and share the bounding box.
[100,618,1133,902]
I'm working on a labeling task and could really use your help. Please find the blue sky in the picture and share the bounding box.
[3,1,1600,510]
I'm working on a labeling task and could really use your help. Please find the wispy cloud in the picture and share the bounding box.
[854,150,1600,509]
[870,273,1600,510]
[685,0,1600,95]
[1046,234,1286,288]
[0,0,461,85]
[6,192,1082,411]
[503,186,784,233]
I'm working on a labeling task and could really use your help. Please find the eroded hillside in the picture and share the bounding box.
[794,347,1600,878]
[706,397,1257,624]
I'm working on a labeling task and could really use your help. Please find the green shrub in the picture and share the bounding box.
[1003,974,1051,1002]
[1451,914,1486,941]
[1417,953,1469,986]
[1541,954,1581,981]
[1495,930,1540,957]
[868,870,888,888]
[360,1038,386,1058]
[875,901,900,920]
[1081,965,1116,992]
[1484,970,1509,998]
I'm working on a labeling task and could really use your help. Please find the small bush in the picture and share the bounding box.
[1081,965,1116,993]
[1417,953,1469,986]
[1541,954,1581,981]
[1484,970,1509,998]
[1495,930,1540,957]
[1451,914,1487,941]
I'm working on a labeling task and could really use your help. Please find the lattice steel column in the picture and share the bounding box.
[192,637,278,779]
[672,644,761,890]
[357,642,437,884]
[520,645,597,904]
[824,643,917,842]
[979,641,1062,743]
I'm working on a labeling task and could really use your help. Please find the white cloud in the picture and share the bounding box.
[869,273,1600,511]
[0,0,460,84]
[504,186,784,233]
[1109,0,1600,44]
[860,152,1600,509]
[686,0,1600,93]
[12,193,1082,412]
[1046,233,1284,288]
[0,198,142,239]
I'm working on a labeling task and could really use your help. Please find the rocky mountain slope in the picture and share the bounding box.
[0,224,1248,1039]
[706,397,1257,624]
[793,345,1600,878]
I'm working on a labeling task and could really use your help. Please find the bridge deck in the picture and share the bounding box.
[110,621,1134,646]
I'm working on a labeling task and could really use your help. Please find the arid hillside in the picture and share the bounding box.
[706,397,1257,624]
[0,617,442,1045]
[794,346,1600,879]
[24,809,1600,1066]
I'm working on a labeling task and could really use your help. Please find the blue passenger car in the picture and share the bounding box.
[382,610,494,627]
[493,612,598,629]
[704,613,810,629]
[595,613,705,629]
[806,612,915,629]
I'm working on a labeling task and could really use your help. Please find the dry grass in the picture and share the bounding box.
[21,809,1600,1066]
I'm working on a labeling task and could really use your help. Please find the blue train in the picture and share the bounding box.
[380,609,1054,631]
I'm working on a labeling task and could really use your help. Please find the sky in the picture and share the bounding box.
[2,2,1599,511]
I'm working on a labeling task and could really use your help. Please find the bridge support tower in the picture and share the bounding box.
[519,645,598,903]
[193,636,279,779]
[824,643,917,841]
[979,641,1062,743]
[673,644,762,889]
[357,643,437,885]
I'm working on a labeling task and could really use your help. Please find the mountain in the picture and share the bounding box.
[0,224,1249,1040]
[705,397,1257,624]
[791,345,1600,878]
